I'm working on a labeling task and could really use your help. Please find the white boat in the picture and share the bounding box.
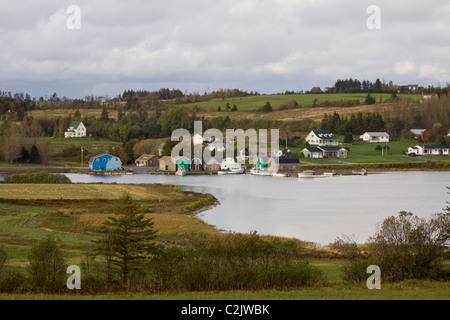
[218,167,245,175]
[298,170,326,178]
[324,172,336,177]
[175,168,186,176]
[250,168,272,176]
[272,172,287,177]
[352,169,367,176]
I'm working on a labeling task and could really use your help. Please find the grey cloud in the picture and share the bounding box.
[0,0,448,98]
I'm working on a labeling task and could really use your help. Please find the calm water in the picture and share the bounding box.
[1,172,449,245]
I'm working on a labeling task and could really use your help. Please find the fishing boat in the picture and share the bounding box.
[352,169,367,176]
[175,168,187,176]
[298,170,326,178]
[250,168,272,176]
[218,167,245,175]
[272,172,287,177]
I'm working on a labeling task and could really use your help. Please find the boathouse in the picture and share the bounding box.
[89,154,122,171]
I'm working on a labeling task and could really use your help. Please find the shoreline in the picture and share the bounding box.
[1,164,449,175]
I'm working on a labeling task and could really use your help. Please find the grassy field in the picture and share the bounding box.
[0,280,448,300]
[0,182,448,300]
[176,93,421,111]
[0,183,218,267]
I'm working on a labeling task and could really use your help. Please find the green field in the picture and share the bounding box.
[1,280,448,300]
[175,93,421,111]
[0,182,448,300]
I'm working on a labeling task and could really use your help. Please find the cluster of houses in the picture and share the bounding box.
[86,126,449,172]
[301,130,391,159]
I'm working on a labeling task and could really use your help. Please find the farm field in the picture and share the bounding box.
[175,93,421,111]
[0,182,448,300]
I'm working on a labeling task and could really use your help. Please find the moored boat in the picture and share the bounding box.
[175,168,187,176]
[298,170,327,178]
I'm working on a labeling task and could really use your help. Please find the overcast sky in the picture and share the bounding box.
[0,0,449,99]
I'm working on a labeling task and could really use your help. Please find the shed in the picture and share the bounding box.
[89,154,122,171]
[191,157,203,171]
[159,156,176,171]
[135,154,159,168]
[174,156,190,171]
[204,158,221,172]
[274,156,299,171]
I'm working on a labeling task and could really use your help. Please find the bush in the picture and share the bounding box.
[3,173,72,184]
[334,212,449,283]
[27,235,67,292]
[145,233,325,292]
[367,211,449,281]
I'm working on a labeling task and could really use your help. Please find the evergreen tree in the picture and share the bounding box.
[101,106,109,122]
[261,101,273,112]
[73,109,81,120]
[19,147,30,163]
[344,132,354,144]
[29,145,40,164]
[117,107,124,121]
[365,93,376,105]
[231,104,238,112]
[95,194,159,285]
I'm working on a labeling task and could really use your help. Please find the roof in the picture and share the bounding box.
[68,121,82,129]
[319,147,345,152]
[173,156,190,162]
[88,153,117,163]
[303,148,322,153]
[410,129,428,135]
[363,132,390,137]
[312,130,338,140]
[419,145,449,150]
[135,154,156,161]
[204,158,220,165]
[278,156,299,164]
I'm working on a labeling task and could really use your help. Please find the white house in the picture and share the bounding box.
[408,145,449,156]
[361,132,390,143]
[65,121,86,138]
[302,147,348,159]
[302,148,323,159]
[305,130,339,146]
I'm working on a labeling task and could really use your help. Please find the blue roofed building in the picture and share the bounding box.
[89,153,122,171]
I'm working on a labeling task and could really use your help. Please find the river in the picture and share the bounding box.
[1,171,449,246]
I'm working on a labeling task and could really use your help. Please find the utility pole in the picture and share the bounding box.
[81,147,83,166]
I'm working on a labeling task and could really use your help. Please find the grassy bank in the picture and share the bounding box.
[0,183,448,299]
